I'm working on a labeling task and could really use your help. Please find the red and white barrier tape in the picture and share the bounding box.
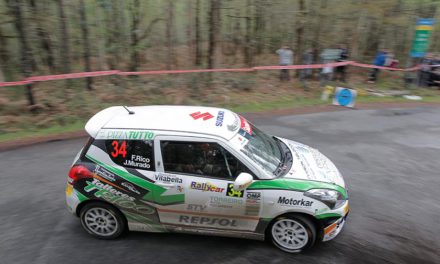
[0,61,423,88]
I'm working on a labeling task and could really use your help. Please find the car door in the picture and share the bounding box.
[154,136,262,232]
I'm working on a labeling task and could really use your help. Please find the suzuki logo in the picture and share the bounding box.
[190,111,214,121]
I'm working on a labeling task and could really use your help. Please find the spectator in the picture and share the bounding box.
[320,60,334,87]
[335,44,349,82]
[300,49,313,80]
[368,50,387,83]
[276,45,293,81]
[419,53,434,86]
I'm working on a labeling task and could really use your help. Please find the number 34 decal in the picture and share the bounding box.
[111,140,127,158]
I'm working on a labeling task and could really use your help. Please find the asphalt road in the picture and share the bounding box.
[1,106,440,264]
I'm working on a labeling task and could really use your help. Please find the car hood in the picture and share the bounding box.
[277,137,345,189]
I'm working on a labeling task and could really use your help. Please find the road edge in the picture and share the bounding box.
[1,101,439,152]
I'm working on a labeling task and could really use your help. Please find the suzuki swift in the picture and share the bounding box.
[66,105,349,253]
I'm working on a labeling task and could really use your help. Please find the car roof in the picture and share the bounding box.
[85,105,240,140]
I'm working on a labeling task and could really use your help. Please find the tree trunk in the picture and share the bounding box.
[187,0,194,65]
[57,0,71,74]
[79,0,93,90]
[244,0,253,67]
[166,0,175,70]
[295,0,305,65]
[7,0,36,105]
[129,0,140,71]
[208,0,221,69]
[195,0,202,66]
[29,0,55,73]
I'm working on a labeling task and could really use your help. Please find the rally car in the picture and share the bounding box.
[66,105,349,253]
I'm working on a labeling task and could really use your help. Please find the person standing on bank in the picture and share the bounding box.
[276,45,294,81]
[368,50,387,83]
[335,44,349,82]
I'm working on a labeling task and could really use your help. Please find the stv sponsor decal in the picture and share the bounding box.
[278,196,314,207]
[186,204,207,212]
[190,181,225,193]
[179,215,237,227]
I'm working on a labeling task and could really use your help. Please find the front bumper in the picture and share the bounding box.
[322,201,349,242]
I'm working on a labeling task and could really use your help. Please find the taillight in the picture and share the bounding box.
[68,165,92,184]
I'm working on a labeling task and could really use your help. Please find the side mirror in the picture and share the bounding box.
[233,173,253,191]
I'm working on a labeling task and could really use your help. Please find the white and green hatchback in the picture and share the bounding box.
[66,105,349,253]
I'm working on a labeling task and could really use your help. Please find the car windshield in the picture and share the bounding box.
[238,121,283,177]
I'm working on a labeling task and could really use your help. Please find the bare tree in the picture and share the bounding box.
[79,0,92,90]
[166,0,175,70]
[57,0,71,74]
[195,0,202,65]
[7,0,36,105]
[129,0,140,71]
[207,0,221,69]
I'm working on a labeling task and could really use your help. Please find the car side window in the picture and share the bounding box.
[160,141,252,179]
[104,139,155,171]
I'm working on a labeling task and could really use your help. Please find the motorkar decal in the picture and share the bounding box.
[278,196,314,207]
[190,111,214,121]
[97,130,155,140]
[190,181,225,193]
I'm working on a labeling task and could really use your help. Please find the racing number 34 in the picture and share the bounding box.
[111,140,127,158]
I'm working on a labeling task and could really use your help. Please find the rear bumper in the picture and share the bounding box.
[66,184,80,215]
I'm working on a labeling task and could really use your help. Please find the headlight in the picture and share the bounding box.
[304,189,346,209]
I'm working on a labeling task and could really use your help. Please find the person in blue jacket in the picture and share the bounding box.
[368,50,387,83]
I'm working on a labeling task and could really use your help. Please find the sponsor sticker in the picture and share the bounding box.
[216,111,225,127]
[123,154,151,169]
[245,191,261,216]
[209,196,243,208]
[190,181,225,193]
[155,173,183,184]
[186,204,207,212]
[97,130,154,140]
[190,111,214,121]
[278,196,314,207]
[179,215,237,227]
[239,116,252,135]
[226,183,244,198]
[93,165,116,182]
[121,182,141,195]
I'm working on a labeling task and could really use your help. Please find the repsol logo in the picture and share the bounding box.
[278,197,314,207]
[179,215,237,227]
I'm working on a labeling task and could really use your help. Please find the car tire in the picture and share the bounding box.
[269,214,317,253]
[80,202,126,239]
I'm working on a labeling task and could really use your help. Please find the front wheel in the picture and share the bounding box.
[80,202,126,239]
[269,214,317,253]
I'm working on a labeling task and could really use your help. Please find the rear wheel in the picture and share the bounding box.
[80,202,126,239]
[269,214,316,253]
